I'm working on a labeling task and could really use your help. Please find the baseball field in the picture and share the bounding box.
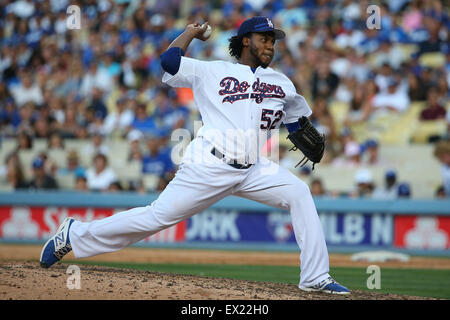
[1,244,449,300]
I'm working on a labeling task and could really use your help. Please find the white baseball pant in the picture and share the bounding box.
[69,137,330,287]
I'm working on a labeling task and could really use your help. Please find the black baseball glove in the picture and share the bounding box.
[287,116,325,170]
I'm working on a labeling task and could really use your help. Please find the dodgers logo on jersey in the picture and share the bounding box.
[219,77,285,104]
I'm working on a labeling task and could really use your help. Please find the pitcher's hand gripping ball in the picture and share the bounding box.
[202,23,212,38]
[287,116,325,170]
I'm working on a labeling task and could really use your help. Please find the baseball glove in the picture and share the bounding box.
[287,116,325,170]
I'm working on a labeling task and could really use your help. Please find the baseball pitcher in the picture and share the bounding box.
[40,16,349,294]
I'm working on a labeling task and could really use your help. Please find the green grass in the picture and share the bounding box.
[68,261,450,299]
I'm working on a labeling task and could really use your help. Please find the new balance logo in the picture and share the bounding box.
[54,232,65,248]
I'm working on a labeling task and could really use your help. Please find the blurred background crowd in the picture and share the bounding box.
[0,0,449,198]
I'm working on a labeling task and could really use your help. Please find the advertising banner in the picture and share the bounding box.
[394,215,450,250]
[0,206,394,248]
[185,210,393,247]
[0,206,186,243]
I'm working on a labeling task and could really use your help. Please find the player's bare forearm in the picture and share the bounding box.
[168,23,209,52]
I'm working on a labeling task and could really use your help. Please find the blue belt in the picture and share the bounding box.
[210,148,253,169]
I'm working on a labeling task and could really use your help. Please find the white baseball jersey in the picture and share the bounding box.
[162,57,312,164]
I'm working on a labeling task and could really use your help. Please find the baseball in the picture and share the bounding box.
[202,24,212,38]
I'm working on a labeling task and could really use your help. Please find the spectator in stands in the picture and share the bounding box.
[371,78,410,114]
[83,131,109,158]
[310,178,326,197]
[397,182,411,198]
[343,84,372,126]
[407,72,428,101]
[299,166,312,180]
[87,111,107,137]
[75,174,88,192]
[27,157,58,190]
[361,139,385,166]
[0,97,21,134]
[0,152,27,190]
[435,185,446,198]
[351,169,375,198]
[447,108,450,138]
[47,131,64,150]
[58,105,81,139]
[33,116,51,138]
[372,170,399,199]
[433,139,450,197]
[9,71,43,107]
[107,181,124,193]
[128,179,146,194]
[130,103,157,136]
[311,60,340,99]
[127,129,144,163]
[142,133,175,179]
[332,141,362,168]
[86,153,117,192]
[58,150,86,178]
[419,88,447,121]
[416,16,446,56]
[436,76,449,99]
[87,87,108,121]
[16,131,33,150]
[309,97,338,143]
[154,88,190,132]
[0,82,12,102]
[103,96,134,136]
[374,63,394,93]
[16,102,35,134]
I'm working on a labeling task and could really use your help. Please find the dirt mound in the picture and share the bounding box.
[0,262,436,300]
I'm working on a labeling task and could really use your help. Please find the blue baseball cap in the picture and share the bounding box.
[237,16,285,40]
[32,157,44,169]
[365,139,378,148]
[385,169,396,179]
[398,183,411,197]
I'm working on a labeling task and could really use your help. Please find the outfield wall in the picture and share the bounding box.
[0,191,449,256]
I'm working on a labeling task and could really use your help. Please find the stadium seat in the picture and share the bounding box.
[328,100,350,126]
[0,138,17,164]
[411,120,447,143]
[142,174,160,192]
[65,139,90,151]
[18,149,39,181]
[48,149,68,167]
[33,138,48,153]
[115,161,142,182]
[0,183,13,192]
[55,173,75,189]
[398,44,419,60]
[418,52,446,68]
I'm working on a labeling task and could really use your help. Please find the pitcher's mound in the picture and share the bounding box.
[0,262,435,300]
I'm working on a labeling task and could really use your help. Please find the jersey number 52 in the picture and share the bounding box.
[260,109,283,130]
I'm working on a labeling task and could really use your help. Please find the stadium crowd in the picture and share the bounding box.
[0,0,449,198]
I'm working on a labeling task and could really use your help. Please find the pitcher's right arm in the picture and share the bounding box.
[161,23,209,75]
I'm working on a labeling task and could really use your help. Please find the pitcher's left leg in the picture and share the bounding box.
[233,162,330,287]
